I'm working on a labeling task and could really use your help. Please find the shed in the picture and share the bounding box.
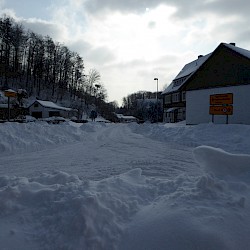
[29,100,74,119]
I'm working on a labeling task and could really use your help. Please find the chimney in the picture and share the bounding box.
[198,55,203,59]
[230,43,236,46]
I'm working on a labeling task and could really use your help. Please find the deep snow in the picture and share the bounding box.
[0,121,250,249]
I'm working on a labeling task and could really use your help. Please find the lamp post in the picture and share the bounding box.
[154,78,158,122]
[94,84,101,105]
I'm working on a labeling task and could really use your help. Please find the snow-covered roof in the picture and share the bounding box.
[162,53,211,94]
[116,114,137,120]
[175,53,211,80]
[224,43,250,59]
[31,100,72,111]
[162,42,250,95]
[166,107,179,112]
[5,89,17,93]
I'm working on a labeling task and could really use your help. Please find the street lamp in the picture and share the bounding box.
[95,84,101,97]
[154,78,158,122]
[94,84,101,105]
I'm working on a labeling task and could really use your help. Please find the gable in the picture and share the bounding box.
[224,43,250,60]
[28,101,42,109]
[185,43,250,91]
[162,43,250,95]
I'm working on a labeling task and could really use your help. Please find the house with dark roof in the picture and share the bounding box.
[29,100,75,119]
[162,51,211,123]
[162,42,250,124]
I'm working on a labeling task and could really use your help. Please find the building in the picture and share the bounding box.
[162,42,250,124]
[29,100,75,119]
[162,52,211,123]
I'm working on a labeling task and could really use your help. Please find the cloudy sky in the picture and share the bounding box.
[1,0,249,105]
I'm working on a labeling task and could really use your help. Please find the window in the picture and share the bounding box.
[164,94,172,104]
[182,91,186,101]
[173,79,182,88]
[34,103,39,108]
[172,93,180,103]
[173,77,187,88]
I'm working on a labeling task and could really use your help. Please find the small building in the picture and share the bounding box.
[162,42,250,125]
[29,100,74,119]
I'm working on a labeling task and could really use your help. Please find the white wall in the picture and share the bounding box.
[29,103,45,117]
[186,85,250,125]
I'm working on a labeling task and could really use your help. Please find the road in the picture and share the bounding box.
[0,123,200,180]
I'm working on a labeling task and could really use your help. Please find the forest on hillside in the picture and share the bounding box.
[0,15,120,119]
[0,15,108,101]
[0,15,163,122]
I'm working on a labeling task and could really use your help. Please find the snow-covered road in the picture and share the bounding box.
[1,121,250,250]
[0,122,199,179]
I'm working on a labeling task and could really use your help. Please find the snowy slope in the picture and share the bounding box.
[0,121,250,249]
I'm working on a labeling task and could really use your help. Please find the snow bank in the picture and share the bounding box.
[1,162,250,249]
[194,145,250,176]
[1,122,250,249]
[120,149,250,250]
[130,122,250,154]
[0,169,153,249]
[0,122,99,156]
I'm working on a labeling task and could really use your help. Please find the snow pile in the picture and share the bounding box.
[120,146,250,250]
[1,122,250,249]
[0,122,93,156]
[1,149,250,249]
[0,169,155,249]
[194,145,250,176]
[130,122,250,153]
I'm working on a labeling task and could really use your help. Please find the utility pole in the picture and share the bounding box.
[154,78,158,122]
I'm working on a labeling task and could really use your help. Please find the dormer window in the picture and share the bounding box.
[173,77,187,88]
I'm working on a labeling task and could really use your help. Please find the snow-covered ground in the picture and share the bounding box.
[0,121,250,249]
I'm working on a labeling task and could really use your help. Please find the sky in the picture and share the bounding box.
[1,0,250,105]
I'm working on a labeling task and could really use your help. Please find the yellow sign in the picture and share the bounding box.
[4,90,17,98]
[209,105,233,115]
[210,93,233,105]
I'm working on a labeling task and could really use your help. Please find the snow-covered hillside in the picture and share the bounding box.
[0,121,250,249]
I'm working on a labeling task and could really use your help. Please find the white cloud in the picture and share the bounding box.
[20,18,68,41]
[46,1,250,104]
[83,5,178,61]
[1,0,250,105]
[0,8,17,19]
